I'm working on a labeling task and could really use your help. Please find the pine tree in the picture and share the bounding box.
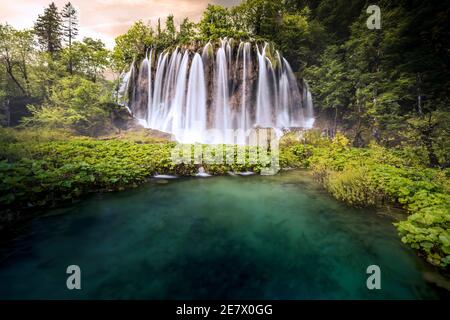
[157,18,162,37]
[34,2,63,55]
[61,2,79,73]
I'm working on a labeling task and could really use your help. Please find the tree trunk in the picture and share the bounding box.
[20,54,31,94]
[332,105,338,138]
[419,114,439,167]
[5,62,27,95]
[421,129,439,167]
[422,134,440,167]
[68,32,73,74]
[417,73,423,115]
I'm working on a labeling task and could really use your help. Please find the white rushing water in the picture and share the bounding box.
[119,39,315,144]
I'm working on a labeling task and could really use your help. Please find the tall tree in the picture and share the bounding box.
[0,24,34,96]
[61,2,79,74]
[34,2,63,55]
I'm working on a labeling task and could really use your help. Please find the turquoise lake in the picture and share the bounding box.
[0,170,445,299]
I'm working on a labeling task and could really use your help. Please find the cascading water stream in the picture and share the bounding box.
[149,51,168,129]
[121,39,315,144]
[302,80,315,128]
[255,44,273,128]
[287,58,305,127]
[213,41,231,143]
[161,49,182,132]
[237,42,252,144]
[170,51,189,140]
[184,53,206,143]
[146,50,153,125]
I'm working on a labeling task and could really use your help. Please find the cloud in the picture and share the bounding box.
[0,0,242,48]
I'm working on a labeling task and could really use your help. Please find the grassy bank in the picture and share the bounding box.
[0,128,449,269]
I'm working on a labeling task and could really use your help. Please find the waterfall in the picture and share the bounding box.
[123,39,315,144]
[278,70,290,128]
[283,58,304,127]
[117,62,134,112]
[238,42,252,144]
[213,40,231,143]
[149,51,168,129]
[170,51,189,141]
[255,44,274,128]
[184,53,206,143]
[134,56,150,121]
[303,80,315,128]
[146,50,153,124]
[161,48,181,132]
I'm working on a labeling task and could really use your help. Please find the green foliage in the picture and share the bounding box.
[1,7,112,132]
[177,18,196,45]
[21,104,82,131]
[198,5,242,40]
[163,15,177,46]
[0,24,35,96]
[0,139,172,212]
[0,127,71,146]
[396,193,450,267]
[325,166,380,206]
[112,21,154,70]
[401,109,450,167]
[110,0,326,62]
[279,143,314,168]
[0,88,6,125]
[233,0,283,40]
[277,9,327,71]
[312,0,366,39]
[61,37,109,81]
[305,45,351,124]
[21,75,112,135]
[31,52,68,99]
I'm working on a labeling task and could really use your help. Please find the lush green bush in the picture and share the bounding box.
[325,166,380,207]
[396,192,450,267]
[21,76,113,136]
[279,144,313,168]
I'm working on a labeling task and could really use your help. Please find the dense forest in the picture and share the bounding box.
[0,1,449,270]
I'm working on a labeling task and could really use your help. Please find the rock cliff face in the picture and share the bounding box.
[120,39,314,144]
